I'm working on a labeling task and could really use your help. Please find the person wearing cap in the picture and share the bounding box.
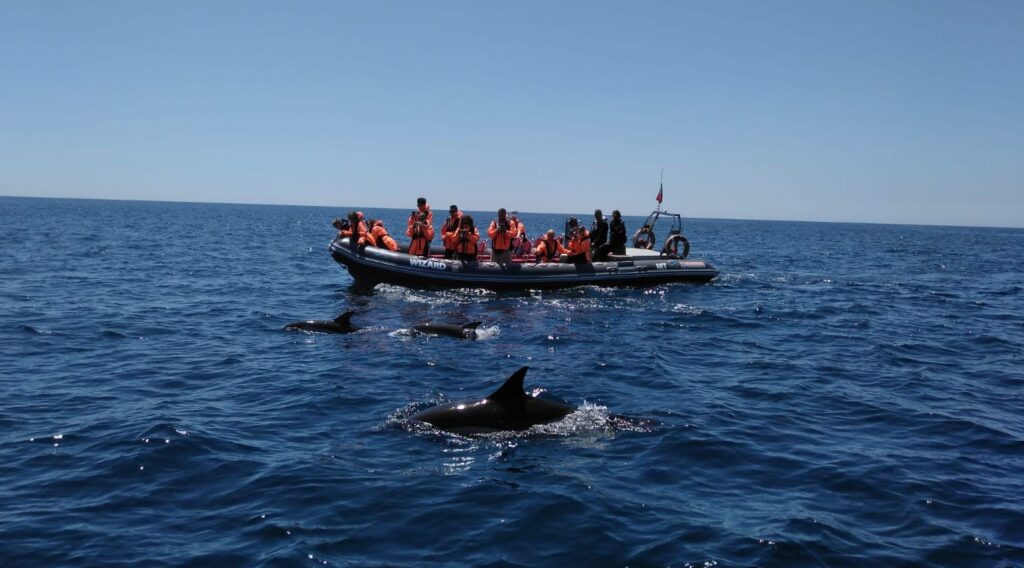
[441,204,463,259]
[534,229,567,263]
[407,197,435,257]
[487,208,519,267]
[370,219,398,251]
[454,215,480,262]
[565,224,591,263]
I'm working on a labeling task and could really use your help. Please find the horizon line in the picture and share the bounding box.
[2,193,1021,231]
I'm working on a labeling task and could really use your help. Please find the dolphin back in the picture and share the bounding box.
[411,366,574,433]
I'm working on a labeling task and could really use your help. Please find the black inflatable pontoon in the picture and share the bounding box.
[329,238,718,291]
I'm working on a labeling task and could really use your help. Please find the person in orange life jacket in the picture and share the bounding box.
[406,211,434,257]
[370,220,398,251]
[566,224,591,263]
[342,211,371,249]
[405,196,434,256]
[455,214,480,262]
[487,208,518,267]
[441,204,463,259]
[357,216,379,247]
[534,229,567,263]
[416,196,434,225]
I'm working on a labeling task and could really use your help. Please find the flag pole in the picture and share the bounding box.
[657,168,664,212]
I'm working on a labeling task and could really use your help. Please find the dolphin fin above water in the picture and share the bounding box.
[484,365,529,415]
[410,366,574,433]
[334,311,355,327]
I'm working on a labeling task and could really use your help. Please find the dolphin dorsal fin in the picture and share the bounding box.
[486,366,529,413]
[334,311,355,326]
[462,321,482,331]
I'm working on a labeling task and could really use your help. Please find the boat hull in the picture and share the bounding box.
[330,239,717,290]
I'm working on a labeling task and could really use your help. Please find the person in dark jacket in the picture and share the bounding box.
[589,209,608,250]
[594,210,626,261]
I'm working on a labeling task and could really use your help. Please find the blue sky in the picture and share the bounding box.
[2,1,1022,227]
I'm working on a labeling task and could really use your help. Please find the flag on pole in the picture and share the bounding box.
[656,183,663,205]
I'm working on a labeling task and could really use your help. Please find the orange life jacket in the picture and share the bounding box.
[417,204,434,228]
[568,228,591,259]
[442,212,463,251]
[487,217,518,251]
[535,238,565,262]
[406,219,435,255]
[455,227,480,255]
[343,220,371,244]
[358,234,377,247]
[371,224,398,251]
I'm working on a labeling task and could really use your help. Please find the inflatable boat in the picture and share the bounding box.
[330,209,717,290]
[330,238,716,290]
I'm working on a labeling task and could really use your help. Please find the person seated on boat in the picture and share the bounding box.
[565,224,591,264]
[594,210,626,261]
[406,211,434,257]
[535,229,567,263]
[454,215,480,262]
[633,224,655,250]
[342,211,372,249]
[441,204,463,259]
[589,209,608,250]
[487,208,518,267]
[331,217,351,239]
[370,220,399,251]
[358,217,379,248]
[408,198,435,256]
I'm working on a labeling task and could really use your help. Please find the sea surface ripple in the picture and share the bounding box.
[1,197,1022,566]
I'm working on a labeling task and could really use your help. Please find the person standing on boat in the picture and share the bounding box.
[371,220,399,251]
[510,214,530,258]
[534,229,567,263]
[566,225,591,263]
[590,209,608,250]
[407,197,435,257]
[455,215,480,262]
[406,211,434,257]
[487,208,518,267]
[441,204,463,259]
[594,210,626,261]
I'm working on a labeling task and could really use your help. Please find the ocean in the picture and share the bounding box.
[1,196,1022,566]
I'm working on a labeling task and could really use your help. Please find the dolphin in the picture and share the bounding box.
[284,311,359,334]
[413,321,482,339]
[411,366,574,434]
